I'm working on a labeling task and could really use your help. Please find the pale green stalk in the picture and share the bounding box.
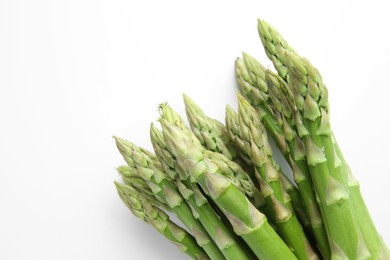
[237,94,318,260]
[225,104,310,229]
[257,19,377,259]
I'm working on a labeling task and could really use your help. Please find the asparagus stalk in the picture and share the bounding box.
[257,19,374,259]
[236,53,330,258]
[237,94,318,260]
[160,118,297,260]
[114,182,209,259]
[150,122,249,260]
[114,136,225,260]
[225,103,309,229]
[334,139,390,259]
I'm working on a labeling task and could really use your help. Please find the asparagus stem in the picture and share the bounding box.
[225,104,307,221]
[160,119,297,260]
[115,182,208,259]
[237,94,318,260]
[114,136,225,260]
[236,53,330,257]
[257,19,373,259]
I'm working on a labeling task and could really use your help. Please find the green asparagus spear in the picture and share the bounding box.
[183,94,238,161]
[237,94,318,260]
[183,94,256,180]
[115,182,209,259]
[225,103,310,230]
[116,165,168,210]
[257,19,375,259]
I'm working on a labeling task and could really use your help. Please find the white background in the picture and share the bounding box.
[1,1,389,259]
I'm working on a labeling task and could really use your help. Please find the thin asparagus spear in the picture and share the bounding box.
[183,94,238,161]
[150,122,249,260]
[225,104,309,229]
[114,136,225,260]
[160,118,297,260]
[225,104,254,166]
[257,19,374,259]
[114,182,209,259]
[237,94,318,260]
[116,165,168,210]
[183,94,256,181]
[236,53,329,258]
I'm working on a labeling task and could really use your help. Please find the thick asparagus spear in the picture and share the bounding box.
[237,94,318,260]
[114,136,225,260]
[114,182,209,259]
[150,122,249,260]
[257,19,375,259]
[160,118,297,260]
[236,53,329,258]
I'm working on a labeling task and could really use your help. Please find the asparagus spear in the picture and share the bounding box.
[237,94,318,260]
[236,53,330,258]
[160,118,297,260]
[183,94,256,181]
[116,165,167,210]
[225,104,254,166]
[225,103,309,230]
[257,19,374,259]
[114,136,225,260]
[115,182,208,259]
[150,122,249,260]
[183,94,238,161]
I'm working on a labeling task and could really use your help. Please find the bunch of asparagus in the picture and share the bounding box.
[113,19,389,259]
